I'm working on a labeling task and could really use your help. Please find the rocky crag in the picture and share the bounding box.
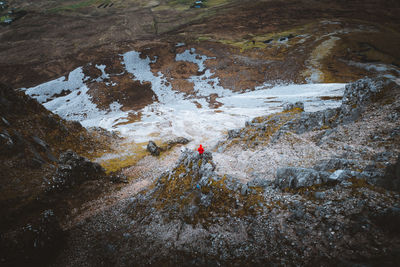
[52,77,400,266]
[0,84,119,266]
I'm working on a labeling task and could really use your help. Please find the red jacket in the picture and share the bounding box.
[198,145,204,155]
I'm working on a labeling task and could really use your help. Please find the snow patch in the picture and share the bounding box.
[175,48,214,72]
[43,85,129,129]
[95,64,110,81]
[23,49,345,150]
[23,67,85,103]
[189,69,233,97]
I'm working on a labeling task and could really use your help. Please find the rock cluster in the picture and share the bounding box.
[47,150,106,192]
[283,101,304,111]
[72,144,400,267]
[147,137,190,156]
[131,148,263,225]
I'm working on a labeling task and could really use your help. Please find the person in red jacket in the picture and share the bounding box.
[197,144,204,155]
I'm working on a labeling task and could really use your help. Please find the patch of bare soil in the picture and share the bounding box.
[87,75,156,111]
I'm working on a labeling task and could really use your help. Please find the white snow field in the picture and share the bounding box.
[22,49,345,148]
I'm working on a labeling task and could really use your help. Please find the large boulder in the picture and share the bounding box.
[141,149,262,224]
[147,140,160,156]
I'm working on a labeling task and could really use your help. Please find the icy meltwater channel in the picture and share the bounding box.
[22,49,345,149]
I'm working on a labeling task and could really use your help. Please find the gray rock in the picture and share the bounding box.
[314,158,356,172]
[241,184,249,195]
[0,130,13,148]
[1,116,10,126]
[166,137,190,148]
[387,112,399,122]
[199,162,215,180]
[275,167,328,189]
[280,108,340,134]
[147,140,160,156]
[32,136,49,150]
[328,170,353,182]
[228,129,241,139]
[200,193,213,208]
[339,78,386,123]
[283,101,304,112]
[314,191,326,199]
[248,177,272,188]
[373,151,395,163]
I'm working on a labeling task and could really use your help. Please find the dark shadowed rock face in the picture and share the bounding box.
[48,150,106,192]
[379,154,400,192]
[0,209,64,266]
[0,85,116,267]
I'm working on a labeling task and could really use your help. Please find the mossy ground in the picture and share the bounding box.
[96,138,185,175]
[152,159,265,225]
[220,108,303,150]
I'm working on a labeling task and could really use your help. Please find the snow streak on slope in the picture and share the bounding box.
[24,67,86,103]
[22,49,345,147]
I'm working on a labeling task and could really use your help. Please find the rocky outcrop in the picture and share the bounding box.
[147,138,191,156]
[339,78,387,123]
[281,108,340,134]
[130,149,263,224]
[223,78,390,150]
[47,150,106,192]
[275,167,329,189]
[72,148,400,267]
[279,78,391,135]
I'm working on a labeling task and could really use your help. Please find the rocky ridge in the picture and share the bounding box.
[52,77,400,266]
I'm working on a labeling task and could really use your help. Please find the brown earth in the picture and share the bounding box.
[1,0,400,89]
